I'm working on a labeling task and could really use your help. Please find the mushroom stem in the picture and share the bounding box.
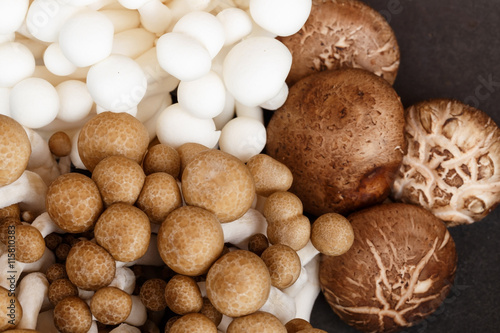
[109,266,136,295]
[31,212,65,238]
[220,208,267,249]
[0,170,47,215]
[16,272,49,330]
[0,248,55,289]
[258,286,296,324]
[36,309,59,333]
[124,295,147,327]
[283,266,308,298]
[296,240,320,267]
[293,255,321,321]
[24,127,61,186]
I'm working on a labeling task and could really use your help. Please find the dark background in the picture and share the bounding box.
[308,0,500,332]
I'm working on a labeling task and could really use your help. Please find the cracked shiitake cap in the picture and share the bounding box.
[164,275,203,315]
[53,296,92,333]
[78,111,149,172]
[94,203,151,262]
[279,0,400,86]
[181,149,255,222]
[168,313,217,333]
[267,68,405,216]
[319,203,457,333]
[157,206,224,276]
[66,240,116,291]
[0,286,22,331]
[227,311,287,333]
[391,98,500,226]
[90,286,132,325]
[46,173,103,233]
[206,250,271,317]
[0,115,31,187]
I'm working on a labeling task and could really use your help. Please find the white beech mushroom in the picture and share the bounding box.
[391,98,500,225]
[320,203,457,332]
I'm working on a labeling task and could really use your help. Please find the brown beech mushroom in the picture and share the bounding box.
[48,131,72,158]
[90,286,132,325]
[48,278,79,306]
[181,149,255,222]
[311,213,354,256]
[267,68,405,216]
[279,0,400,86]
[78,111,149,172]
[176,142,210,174]
[261,244,302,290]
[139,278,168,312]
[91,155,146,207]
[45,173,103,233]
[246,154,293,197]
[0,286,22,331]
[53,296,92,333]
[164,275,203,315]
[391,98,500,225]
[65,240,116,291]
[6,224,45,263]
[168,313,217,333]
[285,318,313,333]
[143,143,181,178]
[319,203,457,333]
[94,203,151,262]
[227,311,287,333]
[206,250,271,317]
[247,233,270,256]
[157,206,224,276]
[0,115,31,187]
[200,297,223,327]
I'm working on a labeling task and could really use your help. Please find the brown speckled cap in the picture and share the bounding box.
[319,203,457,333]
[164,275,203,315]
[53,296,92,333]
[279,0,400,86]
[227,311,287,333]
[90,286,132,325]
[0,287,22,331]
[0,115,31,187]
[169,313,217,333]
[140,278,168,312]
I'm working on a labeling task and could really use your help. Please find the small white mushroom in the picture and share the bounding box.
[0,170,47,215]
[43,43,77,77]
[24,127,60,185]
[16,272,49,330]
[137,0,173,35]
[219,116,267,163]
[216,7,253,46]
[0,0,29,35]
[99,8,141,34]
[111,28,156,59]
[259,82,289,111]
[56,80,94,123]
[0,41,35,88]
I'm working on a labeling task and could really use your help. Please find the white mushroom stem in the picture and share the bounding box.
[258,286,297,324]
[78,288,95,301]
[87,320,99,333]
[31,212,65,238]
[0,248,55,289]
[109,266,136,294]
[24,127,61,186]
[16,272,49,330]
[293,254,321,321]
[116,234,163,267]
[283,266,308,298]
[217,315,233,333]
[109,323,142,333]
[221,208,267,249]
[0,170,47,215]
[125,295,147,327]
[296,240,320,267]
[36,309,58,333]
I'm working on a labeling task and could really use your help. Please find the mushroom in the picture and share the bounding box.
[48,131,72,158]
[181,149,255,222]
[278,0,400,86]
[216,7,252,46]
[319,203,457,332]
[48,278,78,306]
[45,172,103,233]
[139,278,167,312]
[249,0,311,37]
[220,208,268,249]
[258,285,297,324]
[0,114,31,187]
[227,311,287,333]
[261,244,302,290]
[55,80,94,123]
[200,297,223,328]
[391,98,500,225]
[77,111,149,172]
[16,272,49,330]
[45,263,67,283]
[0,224,45,264]
[246,154,293,197]
[24,127,61,186]
[0,41,35,89]
[266,68,406,216]
[91,155,146,207]
[219,116,267,163]
[310,213,354,257]
[247,233,269,256]
[157,206,224,276]
[168,313,217,333]
[176,142,210,174]
[65,240,116,291]
[142,143,181,178]
[90,286,132,325]
[164,275,203,315]
[53,296,93,333]
[0,286,22,331]
[285,318,313,333]
[206,250,271,317]
[94,203,151,262]
[0,171,47,216]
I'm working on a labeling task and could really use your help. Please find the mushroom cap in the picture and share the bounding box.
[91,155,146,207]
[199,297,223,327]
[266,68,405,216]
[94,203,151,262]
[319,203,457,333]
[48,278,79,306]
[157,206,224,276]
[90,286,132,325]
[206,250,271,317]
[0,114,31,187]
[311,213,354,256]
[0,204,20,221]
[247,233,269,257]
[53,296,93,333]
[181,149,255,222]
[246,154,293,197]
[78,111,149,172]
[164,275,203,315]
[46,263,68,283]
[0,217,21,243]
[136,172,182,224]
[262,191,303,224]
[168,313,217,333]
[48,131,72,157]
[46,172,103,233]
[261,244,301,290]
[143,143,181,178]
[296,329,328,333]
[139,278,168,312]
[0,286,22,331]
[176,142,210,174]
[227,311,287,333]
[12,224,45,263]
[267,214,311,251]
[285,318,313,333]
[66,240,116,291]
[278,0,400,86]
[391,98,500,225]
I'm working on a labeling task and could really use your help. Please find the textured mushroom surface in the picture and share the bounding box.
[0,287,22,331]
[53,296,92,333]
[266,68,405,216]
[227,311,287,333]
[278,0,400,86]
[319,203,457,333]
[392,99,500,225]
[0,114,31,187]
[90,286,132,325]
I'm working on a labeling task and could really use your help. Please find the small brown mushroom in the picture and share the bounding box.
[90,286,132,325]
[164,275,203,315]
[143,143,181,178]
[246,154,293,197]
[319,203,457,333]
[278,0,400,86]
[199,297,222,327]
[311,213,354,256]
[48,131,72,157]
[10,224,45,263]
[0,114,31,187]
[168,313,217,333]
[247,233,269,257]
[0,286,22,331]
[46,263,68,283]
[48,278,79,306]
[176,142,210,174]
[0,204,20,221]
[206,250,271,317]
[285,318,313,333]
[91,155,146,207]
[78,111,149,172]
[53,296,92,333]
[227,311,287,333]
[139,278,168,312]
[261,244,301,290]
